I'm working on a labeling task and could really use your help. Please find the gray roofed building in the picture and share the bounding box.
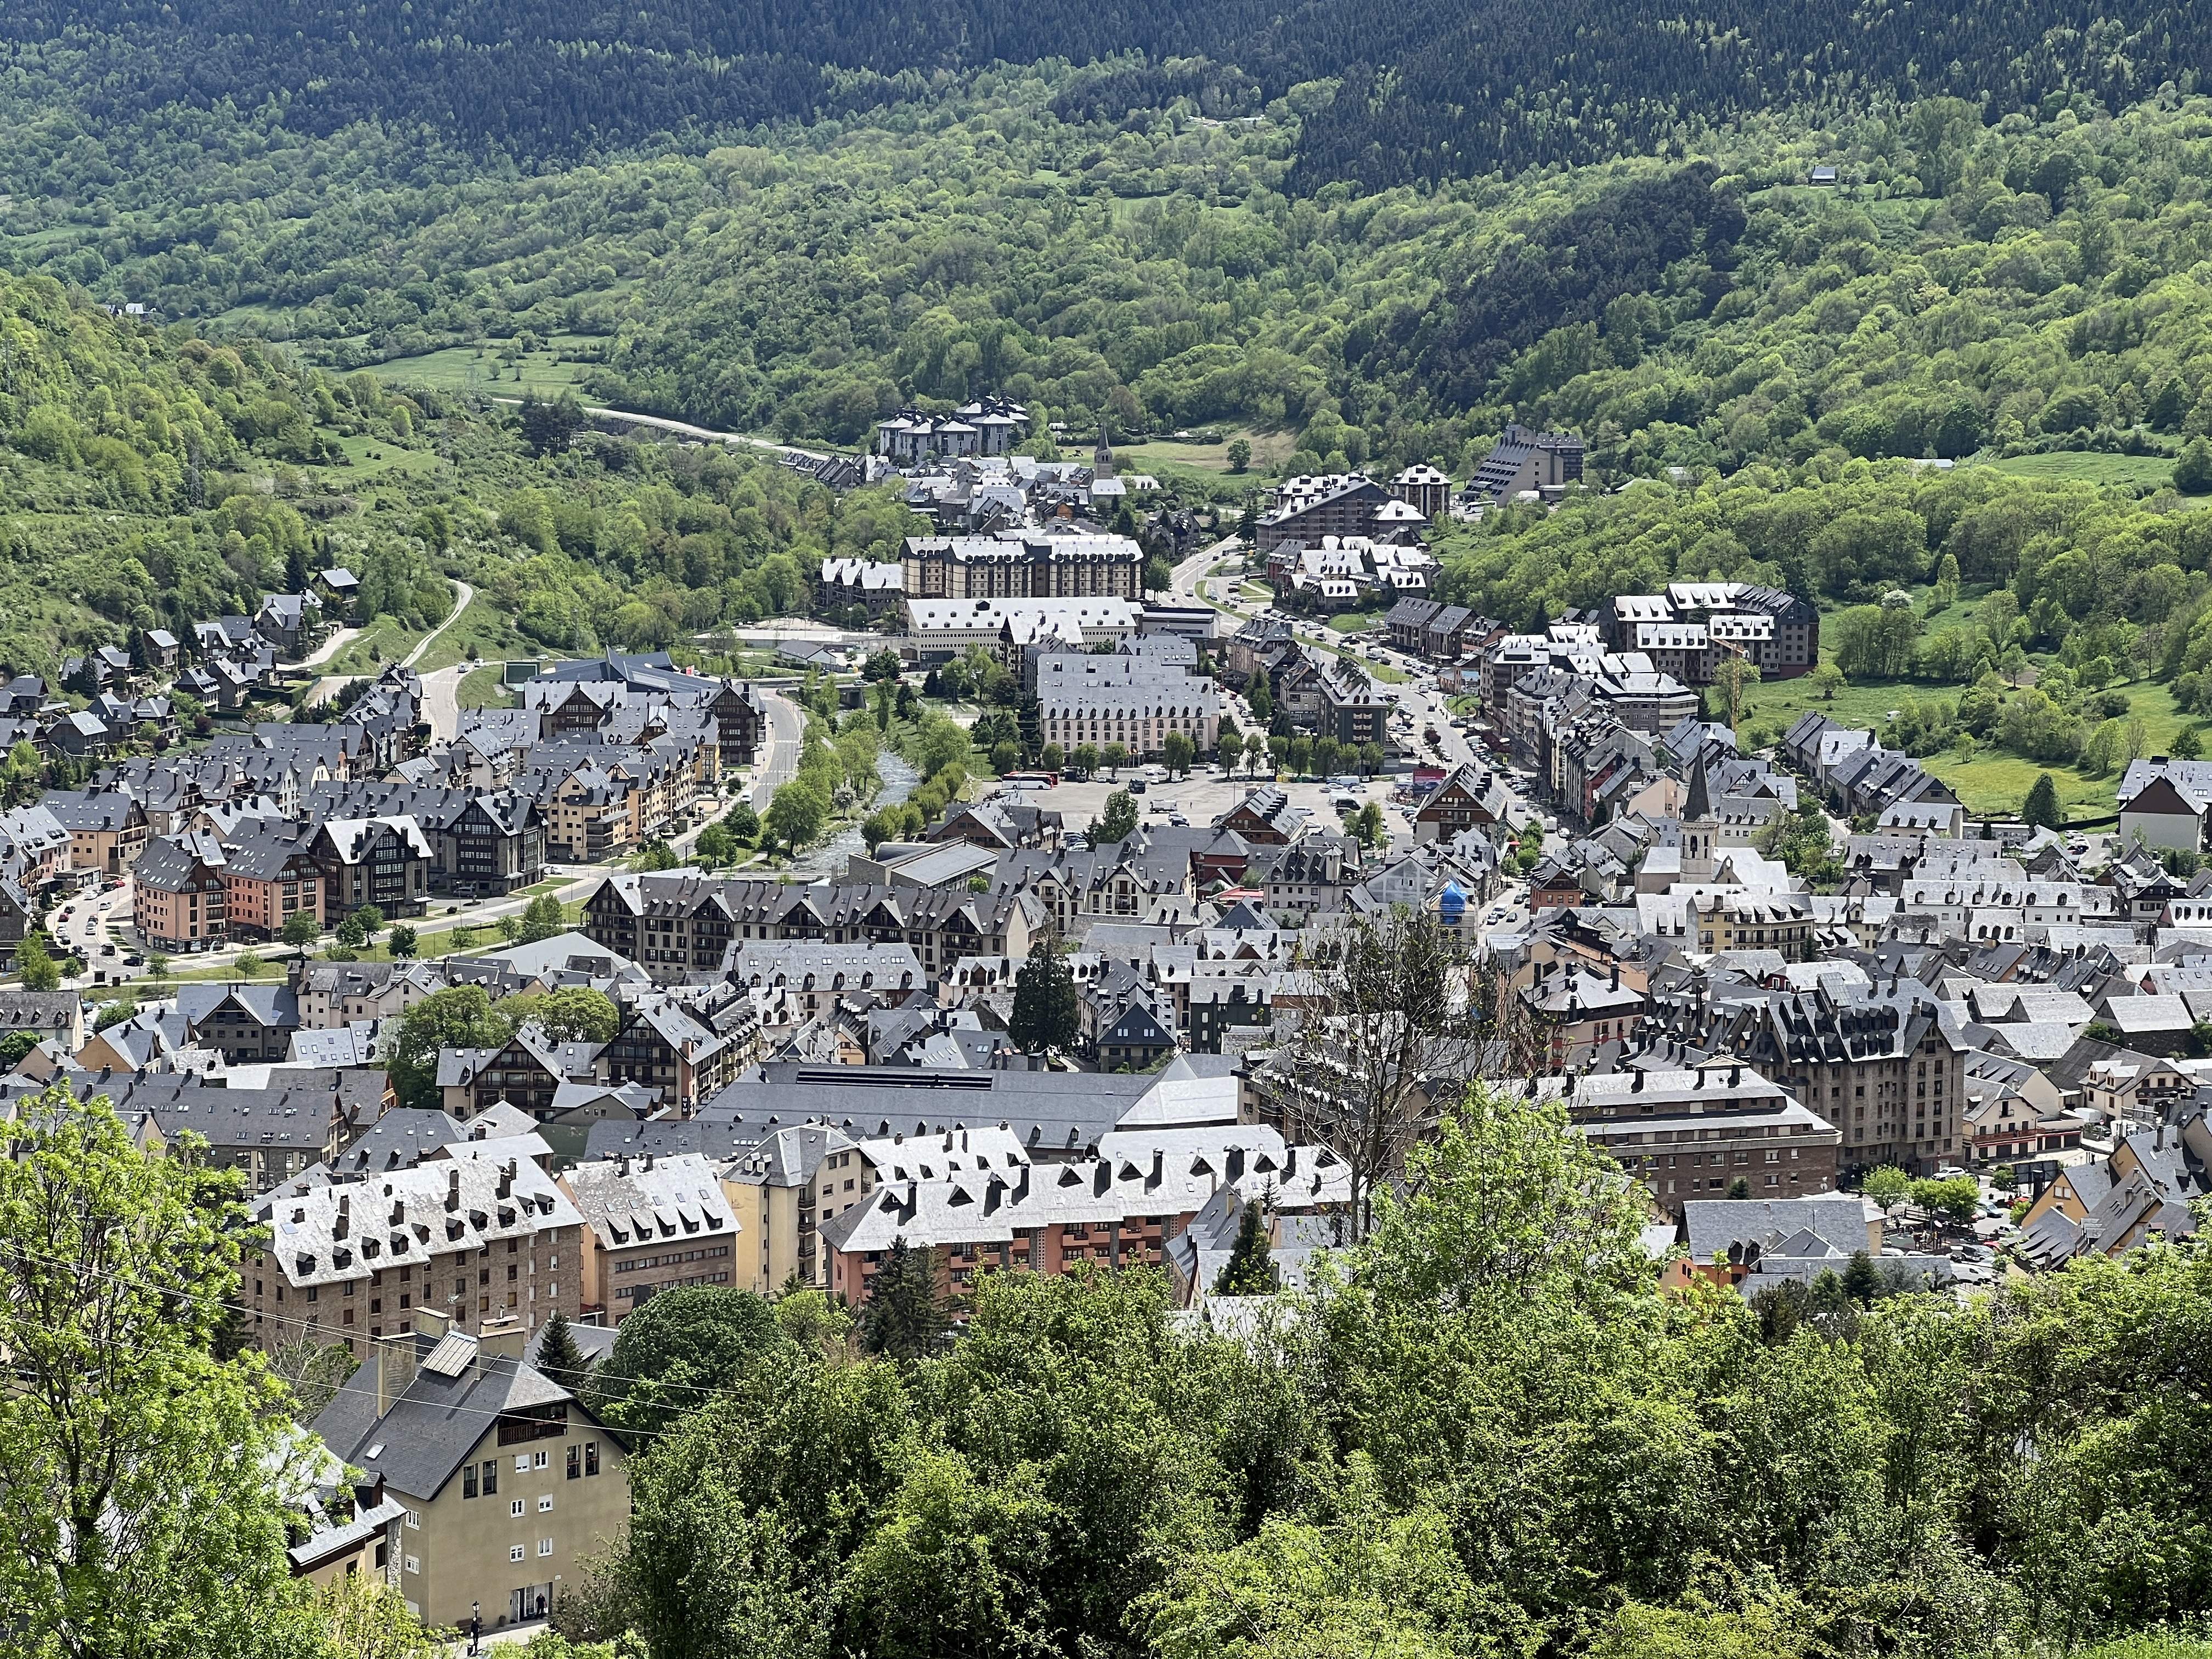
[695,1052,1241,1160]
[556,1150,742,1320]
[308,1313,629,1630]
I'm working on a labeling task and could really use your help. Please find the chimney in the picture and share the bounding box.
[333,1193,350,1242]
[444,1167,460,1213]
[1013,1164,1031,1204]
[1632,1070,1645,1092]
[496,1160,514,1201]
[1150,1148,1164,1188]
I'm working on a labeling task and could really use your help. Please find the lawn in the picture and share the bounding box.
[458,663,516,710]
[1974,451,2178,492]
[1327,611,1385,634]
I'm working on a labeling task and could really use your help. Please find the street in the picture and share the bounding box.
[749,687,805,808]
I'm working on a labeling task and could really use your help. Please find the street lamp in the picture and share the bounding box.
[470,1601,481,1655]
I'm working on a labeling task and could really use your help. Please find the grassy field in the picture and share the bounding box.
[322,613,428,676]
[458,663,516,710]
[1740,668,2189,819]
[1114,426,1296,477]
[1327,611,1385,633]
[371,342,599,400]
[1974,451,2179,492]
[325,428,442,483]
[416,591,529,673]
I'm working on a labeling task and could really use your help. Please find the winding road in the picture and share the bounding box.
[309,577,475,730]
[490,397,837,467]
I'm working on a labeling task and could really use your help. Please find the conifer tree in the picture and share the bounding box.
[860,1238,950,1361]
[1010,934,1079,1054]
[1212,1203,1276,1296]
[536,1311,590,1396]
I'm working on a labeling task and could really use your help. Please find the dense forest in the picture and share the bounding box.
[2,0,2207,186]
[15,68,2212,487]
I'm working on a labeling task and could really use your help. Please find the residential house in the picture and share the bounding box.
[308,1314,628,1630]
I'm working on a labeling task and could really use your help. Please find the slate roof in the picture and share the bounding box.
[311,1324,582,1502]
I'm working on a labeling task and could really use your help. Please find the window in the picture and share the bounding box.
[464,1465,479,1500]
[482,1459,498,1496]
[538,1496,554,1513]
[584,1442,599,1477]
[404,1555,420,1576]
[510,1545,527,1564]
[567,1446,580,1480]
[404,1509,421,1530]
[511,1499,526,1519]
[539,1538,556,1558]
[533,1449,549,1470]
[516,1454,531,1474]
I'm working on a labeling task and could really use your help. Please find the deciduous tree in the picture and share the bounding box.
[0,1085,315,1659]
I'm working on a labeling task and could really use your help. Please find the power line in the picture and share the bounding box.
[0,1239,810,1435]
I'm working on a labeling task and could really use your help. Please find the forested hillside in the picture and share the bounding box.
[0,274,919,680]
[13,71,2212,484]
[3,0,2205,185]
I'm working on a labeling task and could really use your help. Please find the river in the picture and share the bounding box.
[784,749,919,879]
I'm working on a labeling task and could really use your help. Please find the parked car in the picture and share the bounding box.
[1127,780,1148,794]
[1167,811,1189,827]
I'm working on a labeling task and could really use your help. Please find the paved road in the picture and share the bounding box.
[490,397,835,466]
[54,877,134,991]
[421,664,469,744]
[307,577,473,710]
[749,689,805,809]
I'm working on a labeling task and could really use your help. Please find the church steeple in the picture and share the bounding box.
[1093,428,1115,479]
[1681,753,1717,879]
[1684,752,1713,822]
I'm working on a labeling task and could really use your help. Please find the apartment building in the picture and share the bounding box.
[901,531,1143,600]
[1531,1063,1843,1213]
[821,1130,1347,1305]
[310,1314,629,1631]
[246,1157,585,1357]
[1719,984,1971,1175]
[558,1152,742,1321]
[133,832,230,949]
